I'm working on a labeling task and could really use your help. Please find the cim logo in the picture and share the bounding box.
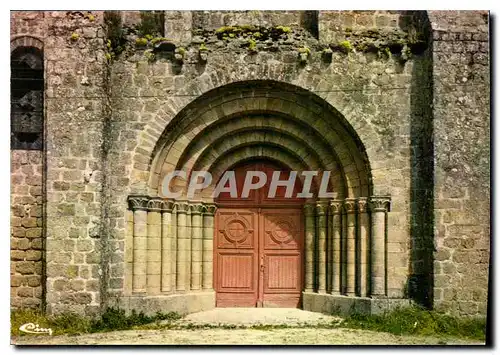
[19,323,53,336]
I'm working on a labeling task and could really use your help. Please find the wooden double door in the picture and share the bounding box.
[214,161,305,307]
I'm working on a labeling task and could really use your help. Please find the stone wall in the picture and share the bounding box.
[318,10,411,43]
[10,11,47,310]
[43,11,108,316]
[9,10,491,317]
[11,151,44,309]
[191,10,303,31]
[428,11,490,316]
[11,10,110,316]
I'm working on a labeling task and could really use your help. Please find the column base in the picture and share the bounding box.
[302,292,410,316]
[115,291,216,316]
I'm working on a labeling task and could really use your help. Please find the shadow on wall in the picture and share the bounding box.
[408,10,435,309]
[301,11,319,39]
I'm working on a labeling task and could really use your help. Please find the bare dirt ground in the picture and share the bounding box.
[12,328,483,345]
[179,307,342,326]
[12,308,484,346]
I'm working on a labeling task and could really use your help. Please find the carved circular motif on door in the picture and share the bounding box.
[223,216,251,244]
[269,220,295,244]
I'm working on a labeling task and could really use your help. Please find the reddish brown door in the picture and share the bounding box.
[214,160,304,307]
[215,208,259,307]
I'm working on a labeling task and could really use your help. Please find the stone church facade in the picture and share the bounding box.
[10,10,490,317]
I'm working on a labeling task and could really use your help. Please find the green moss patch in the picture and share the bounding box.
[215,25,293,41]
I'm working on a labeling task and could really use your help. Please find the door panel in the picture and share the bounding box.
[260,210,303,307]
[261,210,302,250]
[214,160,304,308]
[264,254,301,291]
[216,210,256,249]
[215,209,259,307]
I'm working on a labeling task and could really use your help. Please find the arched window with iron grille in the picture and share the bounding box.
[10,46,44,150]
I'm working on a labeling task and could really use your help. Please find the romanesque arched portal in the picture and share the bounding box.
[126,80,396,314]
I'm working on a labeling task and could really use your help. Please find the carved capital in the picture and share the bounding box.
[203,203,217,216]
[175,200,189,214]
[304,203,316,216]
[344,198,357,214]
[369,196,391,212]
[190,203,204,215]
[147,197,163,212]
[357,197,369,213]
[316,201,329,216]
[329,200,343,215]
[161,199,175,212]
[128,195,150,211]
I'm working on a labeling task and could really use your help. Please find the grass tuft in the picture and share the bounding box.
[341,306,486,341]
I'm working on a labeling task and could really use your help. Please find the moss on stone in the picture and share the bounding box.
[247,39,257,53]
[297,46,311,55]
[135,37,148,47]
[70,33,79,41]
[214,24,292,42]
[401,44,412,60]
[383,46,392,59]
[333,27,427,58]
[85,12,95,22]
[338,40,353,53]
[104,11,126,56]
[275,25,292,33]
[144,49,155,61]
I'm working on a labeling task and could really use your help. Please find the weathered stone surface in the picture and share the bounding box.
[10,10,489,317]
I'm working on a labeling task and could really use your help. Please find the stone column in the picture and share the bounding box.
[316,201,328,293]
[341,211,347,294]
[369,196,390,297]
[128,196,149,293]
[329,200,343,295]
[190,203,203,291]
[170,203,178,291]
[202,204,216,290]
[146,199,162,294]
[344,198,357,296]
[186,205,192,291]
[124,209,134,294]
[357,198,370,297]
[175,200,189,292]
[161,200,174,293]
[304,203,316,292]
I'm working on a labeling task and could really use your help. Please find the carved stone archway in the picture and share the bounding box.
[125,81,404,315]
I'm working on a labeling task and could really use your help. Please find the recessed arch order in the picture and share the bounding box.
[149,80,373,200]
